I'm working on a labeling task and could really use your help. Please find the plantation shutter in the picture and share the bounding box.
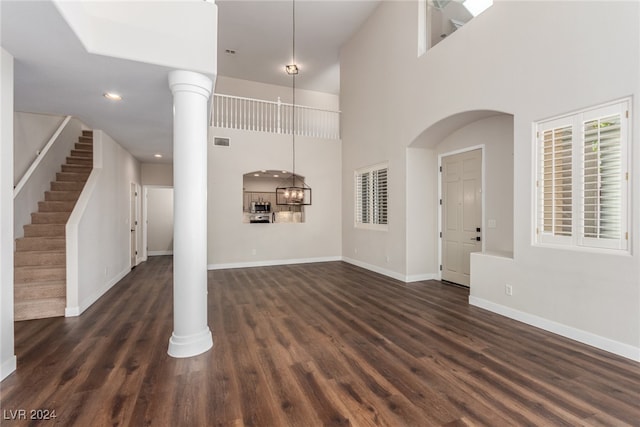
[355,171,370,224]
[537,121,573,243]
[580,104,627,250]
[373,168,388,225]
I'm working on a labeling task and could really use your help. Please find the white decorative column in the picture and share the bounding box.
[167,70,213,358]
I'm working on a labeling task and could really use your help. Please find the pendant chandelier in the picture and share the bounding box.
[276,0,312,206]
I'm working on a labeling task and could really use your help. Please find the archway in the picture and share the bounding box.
[406,110,514,284]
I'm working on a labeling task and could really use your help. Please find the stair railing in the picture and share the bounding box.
[13,115,72,198]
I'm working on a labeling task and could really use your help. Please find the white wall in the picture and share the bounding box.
[66,130,140,316]
[1,47,16,380]
[215,76,340,111]
[146,187,173,255]
[208,127,341,268]
[141,162,173,186]
[341,1,639,359]
[13,117,83,240]
[14,112,65,185]
[54,0,217,78]
[406,146,438,280]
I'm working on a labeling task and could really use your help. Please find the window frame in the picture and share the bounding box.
[534,98,631,252]
[354,163,389,231]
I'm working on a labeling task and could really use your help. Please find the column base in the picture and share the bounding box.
[167,328,213,358]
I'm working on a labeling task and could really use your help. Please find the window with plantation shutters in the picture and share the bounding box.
[535,99,630,251]
[355,163,388,229]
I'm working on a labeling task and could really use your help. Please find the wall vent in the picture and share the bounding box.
[213,137,230,147]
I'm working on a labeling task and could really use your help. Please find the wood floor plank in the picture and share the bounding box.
[1,257,639,426]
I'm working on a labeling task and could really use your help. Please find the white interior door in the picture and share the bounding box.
[441,149,482,286]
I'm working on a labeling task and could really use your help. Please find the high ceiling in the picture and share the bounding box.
[217,0,380,95]
[1,0,380,163]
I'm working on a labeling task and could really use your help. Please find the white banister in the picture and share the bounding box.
[211,93,340,139]
[13,115,72,198]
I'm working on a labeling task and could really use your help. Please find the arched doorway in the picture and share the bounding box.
[406,110,514,286]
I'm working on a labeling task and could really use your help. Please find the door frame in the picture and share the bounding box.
[437,144,486,282]
[130,182,141,268]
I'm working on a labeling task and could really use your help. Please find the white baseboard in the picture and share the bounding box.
[148,250,173,256]
[341,257,406,282]
[0,355,16,381]
[469,296,640,362]
[209,256,438,284]
[65,305,80,317]
[406,273,439,282]
[341,257,438,283]
[66,266,130,317]
[208,256,342,270]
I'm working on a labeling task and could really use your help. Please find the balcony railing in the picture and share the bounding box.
[211,94,341,140]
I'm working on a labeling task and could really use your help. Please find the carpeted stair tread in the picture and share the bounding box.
[61,164,92,174]
[15,237,66,251]
[23,224,65,237]
[15,298,65,321]
[45,190,81,201]
[51,181,85,191]
[70,149,93,158]
[15,265,66,283]
[38,200,76,212]
[56,172,90,182]
[15,250,65,267]
[66,157,92,166]
[75,141,93,149]
[31,211,71,224]
[15,281,65,300]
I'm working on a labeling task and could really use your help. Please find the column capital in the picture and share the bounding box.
[168,70,212,98]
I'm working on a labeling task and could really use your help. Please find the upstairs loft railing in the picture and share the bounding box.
[211,94,341,140]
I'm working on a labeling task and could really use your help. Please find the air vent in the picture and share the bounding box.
[213,137,230,147]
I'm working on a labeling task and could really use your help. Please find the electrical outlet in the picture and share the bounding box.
[505,284,513,296]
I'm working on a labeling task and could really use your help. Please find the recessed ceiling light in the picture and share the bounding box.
[154,154,162,158]
[253,173,260,177]
[104,92,122,101]
[273,174,279,178]
[261,170,267,173]
[282,170,287,174]
[285,64,299,75]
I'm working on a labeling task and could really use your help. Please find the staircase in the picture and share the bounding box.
[14,130,94,321]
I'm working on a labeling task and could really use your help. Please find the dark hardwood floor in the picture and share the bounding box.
[1,256,639,426]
